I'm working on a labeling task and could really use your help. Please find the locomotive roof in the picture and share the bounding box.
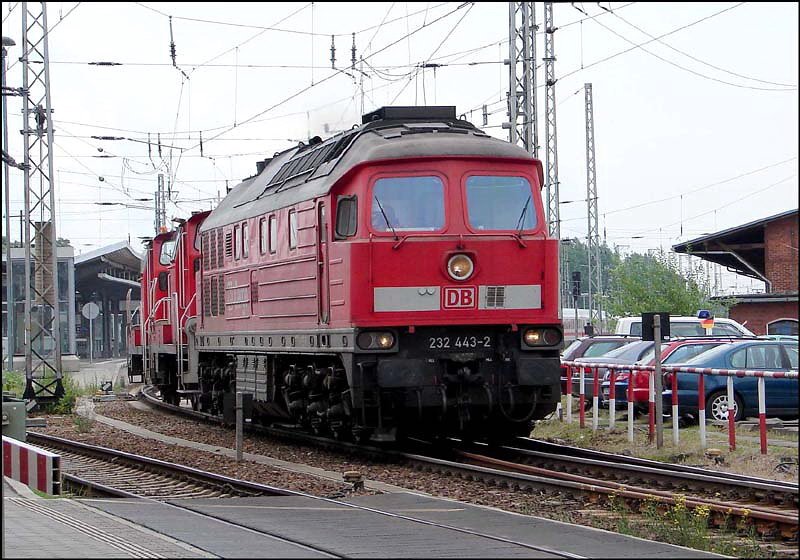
[200,107,537,232]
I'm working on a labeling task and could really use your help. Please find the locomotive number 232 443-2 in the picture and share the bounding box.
[428,336,492,350]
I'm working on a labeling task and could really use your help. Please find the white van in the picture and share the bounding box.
[613,316,755,337]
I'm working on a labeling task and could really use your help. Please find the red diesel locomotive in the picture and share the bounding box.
[131,106,563,442]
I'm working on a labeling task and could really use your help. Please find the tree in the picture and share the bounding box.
[1,235,70,249]
[560,238,621,303]
[604,249,731,318]
[1,235,23,250]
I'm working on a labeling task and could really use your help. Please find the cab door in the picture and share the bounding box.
[317,202,330,324]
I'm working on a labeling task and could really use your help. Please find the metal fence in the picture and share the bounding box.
[561,361,798,454]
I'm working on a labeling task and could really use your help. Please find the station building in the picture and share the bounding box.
[1,241,142,370]
[74,241,142,359]
[673,208,799,336]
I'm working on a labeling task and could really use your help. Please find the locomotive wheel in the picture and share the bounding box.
[352,426,371,444]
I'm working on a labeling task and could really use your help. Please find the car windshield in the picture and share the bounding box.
[663,343,724,364]
[465,176,536,231]
[681,343,732,365]
[583,341,628,358]
[561,339,582,359]
[372,176,444,232]
[600,340,653,361]
[630,321,743,337]
[787,345,798,369]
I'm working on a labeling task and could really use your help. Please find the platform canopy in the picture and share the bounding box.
[74,241,142,288]
[672,209,797,281]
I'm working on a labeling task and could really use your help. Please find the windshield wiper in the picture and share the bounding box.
[374,196,399,241]
[514,195,532,237]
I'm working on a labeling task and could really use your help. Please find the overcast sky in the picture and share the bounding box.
[2,2,797,294]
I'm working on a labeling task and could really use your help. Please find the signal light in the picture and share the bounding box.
[522,328,562,347]
[357,331,395,350]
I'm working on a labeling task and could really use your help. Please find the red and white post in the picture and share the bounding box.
[727,375,736,451]
[758,376,767,455]
[698,373,706,449]
[592,367,600,431]
[648,370,655,444]
[565,365,573,424]
[579,366,586,429]
[627,368,635,442]
[608,369,616,429]
[671,371,679,446]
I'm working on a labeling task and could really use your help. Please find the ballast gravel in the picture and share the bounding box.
[38,399,591,527]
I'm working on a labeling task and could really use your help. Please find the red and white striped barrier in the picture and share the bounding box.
[561,360,798,454]
[2,436,61,495]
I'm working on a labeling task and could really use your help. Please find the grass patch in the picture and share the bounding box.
[73,414,95,433]
[3,370,25,396]
[608,493,767,557]
[534,397,798,481]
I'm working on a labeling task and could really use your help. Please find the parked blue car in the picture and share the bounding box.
[661,340,798,422]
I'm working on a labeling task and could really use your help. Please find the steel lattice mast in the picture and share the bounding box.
[585,83,602,330]
[505,2,537,155]
[21,1,64,402]
[543,2,562,311]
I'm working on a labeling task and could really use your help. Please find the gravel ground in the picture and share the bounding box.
[37,400,593,527]
[35,399,794,558]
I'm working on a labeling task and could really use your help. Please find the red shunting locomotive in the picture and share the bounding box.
[131,106,563,442]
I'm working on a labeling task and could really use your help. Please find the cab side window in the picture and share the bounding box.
[335,195,357,238]
[289,210,298,249]
[242,222,249,258]
[259,218,267,254]
[269,215,277,253]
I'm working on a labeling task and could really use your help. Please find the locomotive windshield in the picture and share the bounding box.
[371,176,444,232]
[159,237,177,265]
[466,176,537,231]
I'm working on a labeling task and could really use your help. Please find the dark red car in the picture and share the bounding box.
[560,335,640,394]
[600,337,735,410]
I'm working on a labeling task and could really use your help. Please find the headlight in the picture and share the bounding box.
[447,254,474,281]
[357,331,395,350]
[522,327,563,347]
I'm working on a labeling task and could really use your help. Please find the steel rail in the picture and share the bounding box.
[28,432,292,498]
[496,442,798,498]
[138,384,799,534]
[517,437,800,491]
[456,450,797,526]
[47,400,583,559]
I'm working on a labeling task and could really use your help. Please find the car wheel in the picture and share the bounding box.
[706,390,744,422]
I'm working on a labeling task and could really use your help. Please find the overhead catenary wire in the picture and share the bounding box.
[629,174,798,238]
[609,10,796,88]
[388,2,475,104]
[132,1,451,38]
[603,157,798,217]
[6,2,83,72]
[2,2,20,24]
[183,1,475,152]
[585,3,796,92]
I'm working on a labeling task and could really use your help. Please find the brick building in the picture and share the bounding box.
[673,209,798,335]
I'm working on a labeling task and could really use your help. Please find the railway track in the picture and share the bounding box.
[444,440,798,541]
[27,432,291,500]
[26,429,583,559]
[136,385,798,548]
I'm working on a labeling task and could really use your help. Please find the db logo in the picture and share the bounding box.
[443,286,477,309]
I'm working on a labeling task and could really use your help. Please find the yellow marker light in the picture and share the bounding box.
[524,329,541,345]
[377,333,394,348]
[447,254,474,281]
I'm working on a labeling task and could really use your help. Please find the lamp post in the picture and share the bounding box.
[3,35,16,371]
